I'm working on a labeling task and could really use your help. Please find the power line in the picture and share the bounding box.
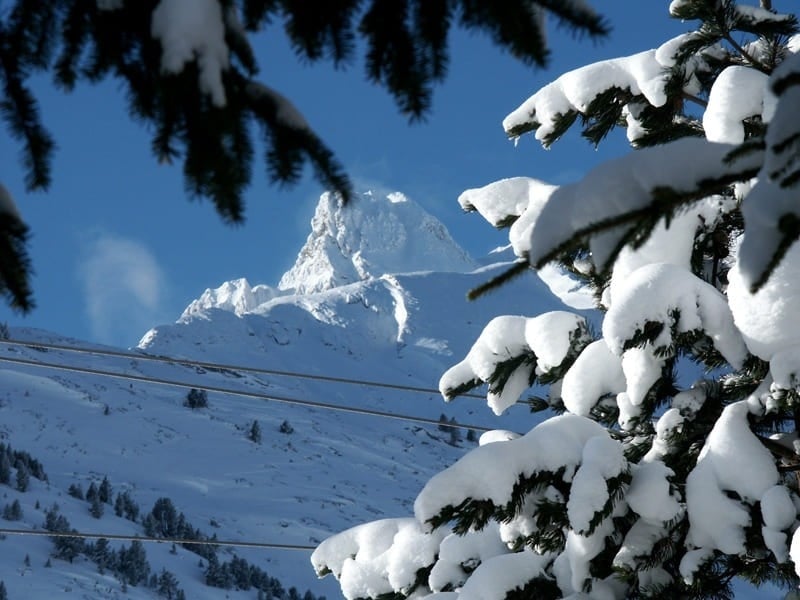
[0,526,317,551]
[0,353,497,433]
[0,338,490,401]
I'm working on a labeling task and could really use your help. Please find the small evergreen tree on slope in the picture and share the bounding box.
[312,2,800,598]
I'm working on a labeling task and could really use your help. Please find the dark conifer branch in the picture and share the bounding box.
[0,212,34,312]
[467,260,530,301]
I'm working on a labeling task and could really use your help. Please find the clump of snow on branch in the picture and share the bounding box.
[620,347,662,411]
[503,50,670,141]
[769,347,800,393]
[151,0,229,106]
[704,66,771,144]
[605,195,735,306]
[644,407,686,461]
[479,430,520,445]
[456,550,553,600]
[761,484,795,562]
[311,518,448,599]
[439,312,589,414]
[683,402,779,570]
[623,459,683,570]
[635,464,680,516]
[527,311,588,370]
[438,314,529,415]
[735,4,796,26]
[603,262,747,368]
[457,176,564,265]
[457,177,556,230]
[428,523,509,592]
[554,522,620,596]
[567,435,627,534]
[414,414,611,525]
[560,340,625,417]
[790,526,800,578]
[503,29,722,145]
[728,242,800,361]
[667,0,692,15]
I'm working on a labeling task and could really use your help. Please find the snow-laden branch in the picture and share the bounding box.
[454,550,553,600]
[439,312,591,415]
[428,524,510,593]
[704,66,772,143]
[502,49,670,142]
[413,414,617,526]
[560,340,625,417]
[457,177,557,230]
[603,263,748,368]
[311,518,449,599]
[502,31,716,146]
[523,137,762,273]
[683,402,783,576]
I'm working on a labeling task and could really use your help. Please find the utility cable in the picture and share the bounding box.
[0,354,498,433]
[0,526,317,551]
[0,338,490,401]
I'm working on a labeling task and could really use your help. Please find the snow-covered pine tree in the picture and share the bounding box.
[312,2,800,598]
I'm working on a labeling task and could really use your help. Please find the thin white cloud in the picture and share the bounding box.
[78,233,169,347]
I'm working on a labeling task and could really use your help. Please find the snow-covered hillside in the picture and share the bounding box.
[0,191,577,598]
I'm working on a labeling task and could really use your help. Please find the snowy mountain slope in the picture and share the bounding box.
[0,191,582,599]
[142,264,569,394]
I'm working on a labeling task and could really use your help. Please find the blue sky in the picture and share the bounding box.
[0,4,686,348]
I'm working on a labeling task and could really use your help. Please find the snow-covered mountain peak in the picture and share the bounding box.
[181,277,280,318]
[278,190,477,294]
